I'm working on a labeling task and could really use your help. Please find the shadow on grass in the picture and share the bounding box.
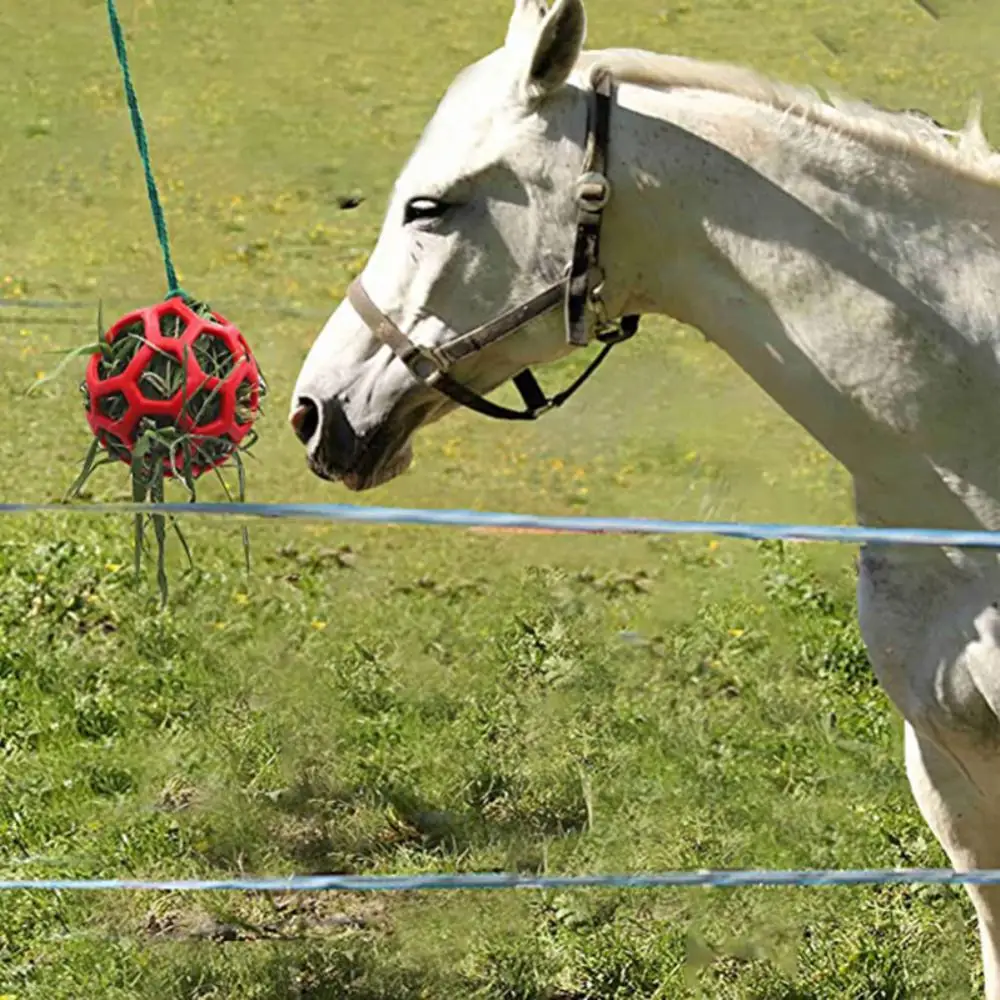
[259,769,590,875]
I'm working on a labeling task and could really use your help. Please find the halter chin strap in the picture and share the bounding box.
[346,66,641,423]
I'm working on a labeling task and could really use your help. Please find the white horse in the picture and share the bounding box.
[291,0,1000,991]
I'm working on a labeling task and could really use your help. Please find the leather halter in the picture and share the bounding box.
[346,67,640,422]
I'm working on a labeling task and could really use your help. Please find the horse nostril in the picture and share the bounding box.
[290,397,320,446]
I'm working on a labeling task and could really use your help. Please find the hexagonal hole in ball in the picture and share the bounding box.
[100,431,131,463]
[184,386,223,427]
[97,390,130,422]
[234,377,256,426]
[193,331,235,379]
[98,320,145,380]
[138,351,184,401]
[158,309,187,338]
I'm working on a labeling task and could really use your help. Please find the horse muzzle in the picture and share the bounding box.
[290,393,417,491]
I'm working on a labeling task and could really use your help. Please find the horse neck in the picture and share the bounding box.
[598,79,1000,531]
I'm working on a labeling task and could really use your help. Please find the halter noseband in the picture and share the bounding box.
[346,67,640,423]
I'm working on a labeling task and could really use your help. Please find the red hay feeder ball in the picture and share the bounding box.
[83,296,262,478]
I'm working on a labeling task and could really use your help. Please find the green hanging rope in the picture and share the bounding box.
[105,0,185,300]
[29,1,268,605]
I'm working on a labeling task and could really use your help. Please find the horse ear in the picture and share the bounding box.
[512,0,587,102]
[505,0,548,50]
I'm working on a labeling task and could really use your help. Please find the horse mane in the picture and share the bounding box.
[576,48,1000,187]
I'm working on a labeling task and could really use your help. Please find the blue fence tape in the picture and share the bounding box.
[1,500,999,549]
[0,869,997,892]
[2,498,995,897]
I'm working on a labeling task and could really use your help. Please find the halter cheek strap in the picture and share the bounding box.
[348,277,566,421]
[345,66,641,423]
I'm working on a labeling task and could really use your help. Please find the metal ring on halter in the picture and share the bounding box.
[403,348,445,384]
[575,171,612,212]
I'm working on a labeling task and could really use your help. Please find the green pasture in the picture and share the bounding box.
[2,0,998,995]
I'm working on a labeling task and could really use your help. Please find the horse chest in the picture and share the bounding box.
[858,547,1000,751]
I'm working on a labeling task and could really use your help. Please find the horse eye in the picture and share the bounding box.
[404,197,448,225]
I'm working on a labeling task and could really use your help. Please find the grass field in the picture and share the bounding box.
[2,0,999,995]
